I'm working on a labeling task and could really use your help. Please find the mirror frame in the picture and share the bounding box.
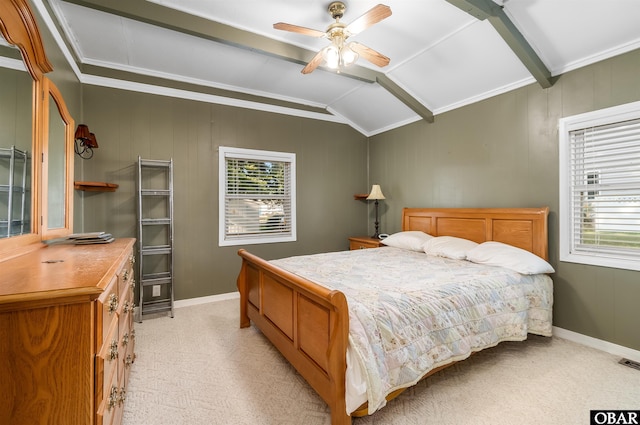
[0,0,52,81]
[0,0,73,260]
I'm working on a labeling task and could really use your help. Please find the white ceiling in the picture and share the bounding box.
[44,0,640,136]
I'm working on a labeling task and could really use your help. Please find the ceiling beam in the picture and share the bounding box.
[60,0,434,123]
[80,63,333,115]
[376,76,434,123]
[446,0,555,88]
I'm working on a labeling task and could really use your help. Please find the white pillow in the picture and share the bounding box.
[466,241,555,274]
[423,236,478,260]
[380,231,433,251]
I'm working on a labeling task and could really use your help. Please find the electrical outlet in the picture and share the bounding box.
[152,285,161,297]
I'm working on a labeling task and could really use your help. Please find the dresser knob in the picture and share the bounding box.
[108,340,119,361]
[118,387,126,406]
[125,354,133,368]
[108,293,118,314]
[108,386,118,410]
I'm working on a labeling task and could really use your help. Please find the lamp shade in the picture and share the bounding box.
[74,124,90,140]
[85,133,99,148]
[366,184,385,200]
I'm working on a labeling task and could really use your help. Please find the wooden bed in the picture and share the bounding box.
[237,207,550,424]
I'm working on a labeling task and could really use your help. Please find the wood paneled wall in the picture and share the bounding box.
[77,86,368,300]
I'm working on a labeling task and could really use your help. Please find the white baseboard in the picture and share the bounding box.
[174,291,239,308]
[133,291,239,321]
[553,326,640,363]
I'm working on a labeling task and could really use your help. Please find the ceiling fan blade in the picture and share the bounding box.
[345,4,392,36]
[301,50,325,74]
[349,42,390,68]
[273,22,326,38]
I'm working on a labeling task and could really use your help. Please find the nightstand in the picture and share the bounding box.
[349,236,385,250]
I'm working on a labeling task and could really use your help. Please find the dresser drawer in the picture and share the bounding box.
[96,318,119,405]
[118,254,135,299]
[118,273,135,331]
[96,375,119,425]
[122,336,136,386]
[118,284,135,383]
[118,281,133,337]
[97,276,120,346]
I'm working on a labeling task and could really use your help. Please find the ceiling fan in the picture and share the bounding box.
[273,2,392,74]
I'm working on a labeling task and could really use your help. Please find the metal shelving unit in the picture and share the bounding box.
[136,156,174,321]
[1,146,30,238]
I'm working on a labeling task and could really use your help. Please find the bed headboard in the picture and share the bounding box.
[402,207,549,260]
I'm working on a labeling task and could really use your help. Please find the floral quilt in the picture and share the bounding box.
[271,247,553,414]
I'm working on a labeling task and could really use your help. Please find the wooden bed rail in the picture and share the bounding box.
[237,249,352,425]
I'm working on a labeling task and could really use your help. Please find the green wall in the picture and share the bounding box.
[369,49,640,351]
[77,86,369,299]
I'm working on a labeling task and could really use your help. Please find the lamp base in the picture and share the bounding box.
[371,200,381,240]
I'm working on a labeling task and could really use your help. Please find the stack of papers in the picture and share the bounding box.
[68,232,115,244]
[44,232,115,245]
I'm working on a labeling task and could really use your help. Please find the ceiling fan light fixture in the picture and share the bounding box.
[322,44,340,69]
[341,42,359,67]
[274,2,391,75]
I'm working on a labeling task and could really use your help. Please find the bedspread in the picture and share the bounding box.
[271,247,553,414]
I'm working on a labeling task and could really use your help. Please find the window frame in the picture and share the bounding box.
[559,100,640,272]
[218,146,296,247]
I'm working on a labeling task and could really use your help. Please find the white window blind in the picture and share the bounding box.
[560,101,640,271]
[219,147,296,246]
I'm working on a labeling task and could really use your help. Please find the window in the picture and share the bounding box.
[219,146,296,246]
[559,101,640,271]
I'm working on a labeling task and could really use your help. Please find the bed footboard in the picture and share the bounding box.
[237,249,351,425]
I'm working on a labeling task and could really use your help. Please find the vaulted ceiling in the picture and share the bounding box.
[39,0,640,136]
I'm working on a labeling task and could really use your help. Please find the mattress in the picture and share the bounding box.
[271,246,553,414]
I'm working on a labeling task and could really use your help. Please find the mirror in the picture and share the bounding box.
[47,92,66,229]
[42,78,74,238]
[0,64,33,239]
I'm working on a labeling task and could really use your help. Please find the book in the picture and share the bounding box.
[74,237,115,244]
[68,232,112,240]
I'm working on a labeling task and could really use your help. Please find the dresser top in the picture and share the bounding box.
[0,238,135,307]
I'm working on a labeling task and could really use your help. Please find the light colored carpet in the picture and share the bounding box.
[123,299,640,425]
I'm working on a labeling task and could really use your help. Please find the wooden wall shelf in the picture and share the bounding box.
[354,193,369,200]
[74,181,119,192]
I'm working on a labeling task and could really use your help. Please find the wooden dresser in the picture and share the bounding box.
[0,238,136,425]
